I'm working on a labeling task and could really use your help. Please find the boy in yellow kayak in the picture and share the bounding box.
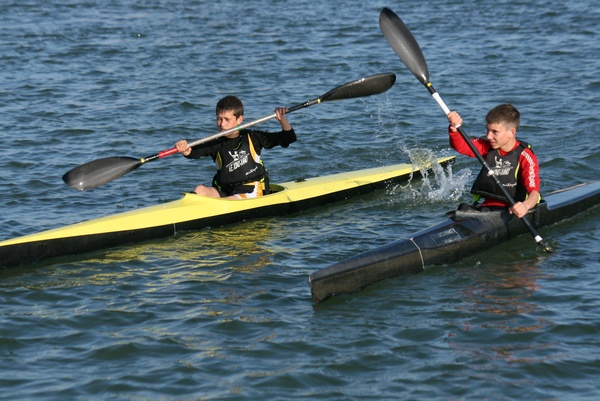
[175,95,296,199]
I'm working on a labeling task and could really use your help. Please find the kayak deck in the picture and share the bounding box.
[0,157,454,268]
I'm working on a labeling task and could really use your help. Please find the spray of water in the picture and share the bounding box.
[392,148,472,204]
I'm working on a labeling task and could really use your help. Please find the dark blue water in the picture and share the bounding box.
[1,1,599,399]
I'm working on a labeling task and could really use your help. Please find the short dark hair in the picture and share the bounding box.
[486,104,520,130]
[216,96,244,118]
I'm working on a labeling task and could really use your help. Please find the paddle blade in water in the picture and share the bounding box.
[379,8,429,86]
[62,156,142,191]
[320,72,396,102]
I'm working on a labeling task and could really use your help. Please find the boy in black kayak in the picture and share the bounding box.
[175,95,296,199]
[447,104,541,218]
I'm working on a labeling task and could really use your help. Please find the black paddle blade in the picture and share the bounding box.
[320,72,396,102]
[379,8,429,86]
[62,156,142,191]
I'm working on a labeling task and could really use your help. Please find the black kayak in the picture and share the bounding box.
[309,181,600,303]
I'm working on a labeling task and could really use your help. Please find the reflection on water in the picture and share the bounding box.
[1,219,276,292]
[448,257,556,364]
[460,263,546,321]
[101,219,275,277]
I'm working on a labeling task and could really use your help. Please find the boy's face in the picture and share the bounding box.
[216,110,244,137]
[486,121,517,152]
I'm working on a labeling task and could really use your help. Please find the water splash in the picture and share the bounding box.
[392,148,472,204]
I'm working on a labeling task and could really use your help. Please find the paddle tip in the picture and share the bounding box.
[541,242,554,253]
[378,6,430,87]
[62,156,143,191]
[535,236,553,253]
[62,173,86,191]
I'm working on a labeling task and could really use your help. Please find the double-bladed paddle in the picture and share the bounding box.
[63,72,397,191]
[379,8,552,253]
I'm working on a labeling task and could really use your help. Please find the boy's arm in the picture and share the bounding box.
[447,110,488,157]
[449,130,489,157]
[275,107,292,131]
[510,148,541,218]
[510,190,540,218]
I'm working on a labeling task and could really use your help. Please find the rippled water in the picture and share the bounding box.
[1,1,599,399]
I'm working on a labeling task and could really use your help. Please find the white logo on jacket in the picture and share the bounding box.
[226,150,249,172]
[493,156,512,176]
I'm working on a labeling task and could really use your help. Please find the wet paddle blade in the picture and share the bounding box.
[319,72,396,102]
[62,156,142,191]
[379,8,429,86]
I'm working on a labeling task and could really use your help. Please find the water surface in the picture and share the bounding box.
[1,1,599,399]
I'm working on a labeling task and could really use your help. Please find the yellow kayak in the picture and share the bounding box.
[0,156,454,268]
